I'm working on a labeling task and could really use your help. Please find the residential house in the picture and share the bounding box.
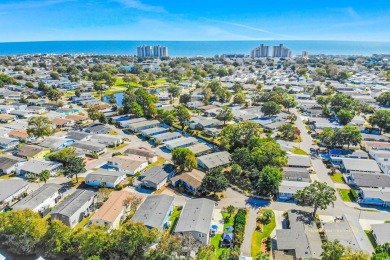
[52,118,74,128]
[0,105,15,114]
[66,131,91,142]
[51,189,96,228]
[17,159,63,177]
[9,129,36,142]
[83,123,111,134]
[15,144,50,160]
[0,114,16,123]
[329,149,369,167]
[187,143,213,156]
[323,219,363,253]
[371,224,390,245]
[339,158,381,173]
[132,194,174,230]
[90,190,133,230]
[65,114,88,124]
[286,155,311,168]
[84,170,126,188]
[0,180,29,211]
[124,147,158,163]
[128,120,160,132]
[278,181,310,200]
[361,134,389,143]
[363,141,390,151]
[359,187,390,207]
[369,150,390,174]
[107,156,148,175]
[197,151,231,171]
[344,171,390,188]
[13,184,61,215]
[71,141,106,157]
[0,136,19,149]
[174,198,215,245]
[275,210,323,259]
[91,134,123,147]
[171,169,206,195]
[141,127,168,137]
[117,117,146,128]
[282,167,311,182]
[39,137,74,151]
[153,132,182,143]
[26,106,47,114]
[164,137,197,150]
[0,155,25,175]
[139,164,176,190]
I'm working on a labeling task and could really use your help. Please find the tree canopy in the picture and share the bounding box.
[200,167,229,194]
[171,148,197,172]
[27,116,53,139]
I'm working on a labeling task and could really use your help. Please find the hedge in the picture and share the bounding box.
[233,209,247,247]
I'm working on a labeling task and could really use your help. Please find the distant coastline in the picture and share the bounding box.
[1,40,390,56]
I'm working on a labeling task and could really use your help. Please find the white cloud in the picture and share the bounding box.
[112,0,165,13]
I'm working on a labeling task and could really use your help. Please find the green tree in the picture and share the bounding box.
[216,106,234,125]
[261,101,281,117]
[78,226,111,259]
[174,105,191,130]
[99,114,108,124]
[27,116,53,139]
[201,167,229,194]
[287,113,297,123]
[278,124,297,140]
[321,240,345,260]
[39,170,51,184]
[196,245,215,260]
[168,85,181,101]
[256,166,283,196]
[318,127,335,147]
[42,220,74,258]
[219,121,263,151]
[334,126,362,149]
[376,91,390,106]
[179,93,191,105]
[50,71,60,80]
[233,91,246,104]
[227,205,235,218]
[87,106,102,122]
[49,147,86,182]
[369,110,390,134]
[108,94,117,105]
[75,89,81,97]
[337,110,354,125]
[47,88,63,102]
[317,96,331,108]
[294,181,337,217]
[171,148,197,172]
[129,102,144,117]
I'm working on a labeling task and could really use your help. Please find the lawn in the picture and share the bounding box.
[251,209,276,258]
[168,206,181,234]
[109,143,128,150]
[142,157,167,172]
[290,146,308,155]
[114,78,140,88]
[154,77,167,85]
[330,173,345,183]
[210,211,237,259]
[364,230,377,249]
[337,188,358,202]
[74,215,92,230]
[0,175,11,180]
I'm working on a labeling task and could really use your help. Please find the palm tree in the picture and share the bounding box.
[39,170,50,184]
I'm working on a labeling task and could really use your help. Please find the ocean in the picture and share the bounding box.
[0,40,390,57]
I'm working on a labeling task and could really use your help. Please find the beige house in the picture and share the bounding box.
[90,190,133,230]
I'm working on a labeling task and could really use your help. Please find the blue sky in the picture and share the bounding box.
[0,0,389,42]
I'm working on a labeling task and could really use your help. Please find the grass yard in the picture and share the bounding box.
[74,215,92,230]
[168,206,181,234]
[330,173,345,183]
[109,130,118,136]
[251,209,276,258]
[114,78,140,88]
[143,157,167,172]
[209,211,237,259]
[290,146,308,155]
[0,175,11,180]
[337,188,358,202]
[109,143,128,150]
[364,230,377,249]
[154,77,167,85]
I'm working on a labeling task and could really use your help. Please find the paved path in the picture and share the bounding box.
[240,208,258,257]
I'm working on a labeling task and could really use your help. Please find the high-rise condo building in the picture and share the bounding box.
[272,44,292,58]
[302,51,309,58]
[137,45,168,57]
[251,44,269,58]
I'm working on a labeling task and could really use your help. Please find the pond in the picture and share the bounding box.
[103,88,163,107]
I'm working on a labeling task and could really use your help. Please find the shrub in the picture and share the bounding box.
[233,209,247,247]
